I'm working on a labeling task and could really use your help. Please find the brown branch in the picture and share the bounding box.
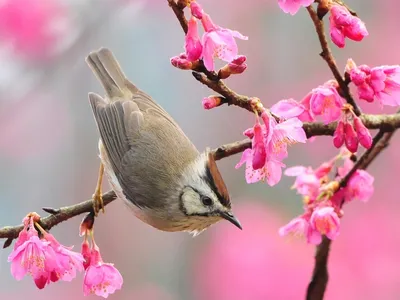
[0,140,252,248]
[306,129,396,300]
[167,0,188,34]
[306,5,361,116]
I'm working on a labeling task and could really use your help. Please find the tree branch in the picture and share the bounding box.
[0,139,251,248]
[306,5,361,116]
[306,129,396,300]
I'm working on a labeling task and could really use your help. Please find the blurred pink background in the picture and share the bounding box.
[1,0,400,299]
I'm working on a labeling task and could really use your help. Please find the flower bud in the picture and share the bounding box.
[170,54,193,70]
[202,96,222,110]
[333,120,345,148]
[190,1,204,19]
[353,116,372,149]
[344,122,358,153]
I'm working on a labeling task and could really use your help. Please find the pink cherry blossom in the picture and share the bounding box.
[285,166,321,199]
[42,233,84,282]
[185,17,203,61]
[270,98,315,123]
[329,4,368,48]
[349,62,400,106]
[201,13,248,71]
[277,0,314,15]
[8,230,48,284]
[306,81,344,124]
[83,245,123,298]
[310,206,340,240]
[279,216,323,244]
[236,149,285,186]
[345,170,374,202]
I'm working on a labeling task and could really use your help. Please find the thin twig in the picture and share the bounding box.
[306,5,361,116]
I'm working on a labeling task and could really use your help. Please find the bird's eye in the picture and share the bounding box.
[201,196,213,206]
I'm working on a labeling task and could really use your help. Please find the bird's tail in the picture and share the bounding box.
[85,47,138,99]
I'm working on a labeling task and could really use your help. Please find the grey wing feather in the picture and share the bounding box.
[87,48,199,211]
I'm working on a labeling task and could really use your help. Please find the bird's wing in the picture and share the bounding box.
[89,93,199,210]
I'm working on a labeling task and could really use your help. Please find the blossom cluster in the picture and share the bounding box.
[7,213,122,298]
[235,106,307,186]
[171,1,248,74]
[169,1,399,244]
[279,150,374,244]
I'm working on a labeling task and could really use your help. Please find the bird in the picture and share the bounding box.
[85,47,241,235]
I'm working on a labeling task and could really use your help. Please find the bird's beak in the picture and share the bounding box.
[220,211,242,230]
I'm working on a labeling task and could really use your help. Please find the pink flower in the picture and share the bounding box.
[43,233,84,282]
[277,0,314,15]
[329,4,368,48]
[305,81,344,124]
[348,60,400,106]
[236,149,285,186]
[236,112,306,186]
[345,170,374,202]
[185,17,203,61]
[201,13,248,71]
[310,206,340,240]
[8,214,84,289]
[268,117,307,160]
[83,245,123,298]
[270,98,314,122]
[279,216,322,244]
[285,166,321,199]
[353,116,372,149]
[202,96,222,109]
[344,122,358,153]
[8,230,48,285]
[190,1,204,19]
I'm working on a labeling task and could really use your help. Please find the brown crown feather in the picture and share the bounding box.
[204,150,231,208]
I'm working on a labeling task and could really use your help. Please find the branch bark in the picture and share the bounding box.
[0,140,250,248]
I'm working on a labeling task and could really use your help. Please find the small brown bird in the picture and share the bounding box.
[86,48,241,235]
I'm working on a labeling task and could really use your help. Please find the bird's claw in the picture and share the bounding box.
[92,192,105,216]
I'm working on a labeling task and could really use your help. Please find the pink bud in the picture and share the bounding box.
[230,55,247,65]
[344,122,358,153]
[170,54,193,70]
[190,1,203,19]
[185,17,202,61]
[333,120,345,148]
[353,116,372,149]
[251,119,266,170]
[202,96,221,110]
[228,62,247,74]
